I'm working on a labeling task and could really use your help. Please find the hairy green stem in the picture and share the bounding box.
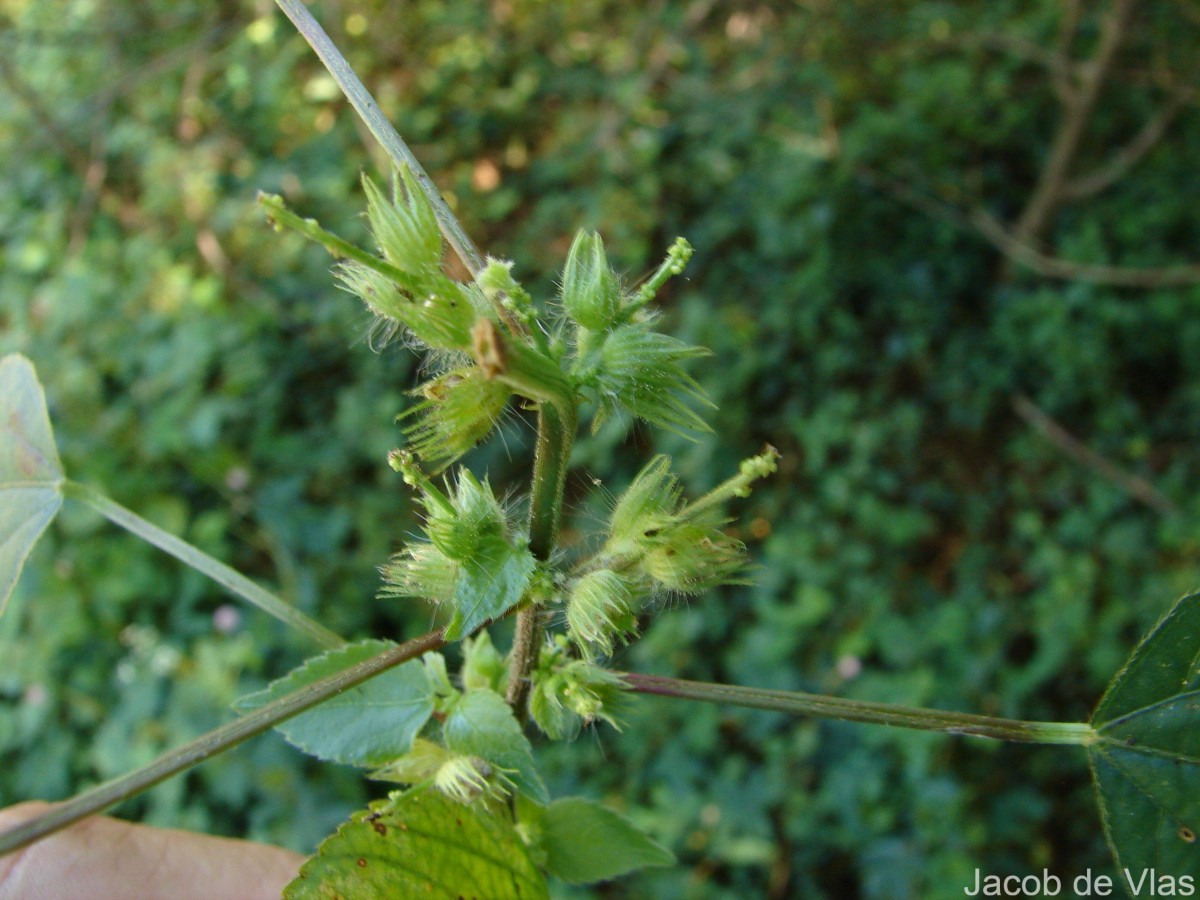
[625,236,694,317]
[0,628,446,858]
[506,403,577,718]
[63,481,344,649]
[622,673,1097,745]
[257,192,410,281]
[273,0,483,277]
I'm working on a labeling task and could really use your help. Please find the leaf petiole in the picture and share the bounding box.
[622,672,1097,745]
[0,628,446,858]
[62,480,345,648]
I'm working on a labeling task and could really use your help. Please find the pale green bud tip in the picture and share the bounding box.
[477,258,517,294]
[567,569,636,657]
[387,448,423,486]
[668,237,693,270]
[435,755,497,803]
[738,445,781,483]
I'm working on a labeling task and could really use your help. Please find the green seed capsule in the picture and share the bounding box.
[561,230,621,330]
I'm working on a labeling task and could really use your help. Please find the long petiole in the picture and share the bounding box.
[0,628,446,858]
[62,481,345,649]
[272,0,483,277]
[622,672,1097,745]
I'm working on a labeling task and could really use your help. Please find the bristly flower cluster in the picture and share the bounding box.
[563,447,779,659]
[262,165,778,755]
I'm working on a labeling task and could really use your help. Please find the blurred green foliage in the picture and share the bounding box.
[3,0,1200,896]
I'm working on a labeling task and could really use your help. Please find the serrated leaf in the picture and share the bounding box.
[1090,591,1200,879]
[445,534,536,641]
[444,688,548,803]
[0,354,65,616]
[234,639,434,768]
[534,797,674,885]
[285,786,548,900]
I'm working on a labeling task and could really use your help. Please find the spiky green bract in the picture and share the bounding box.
[335,261,481,352]
[423,470,506,563]
[363,167,441,274]
[369,737,452,784]
[379,542,457,606]
[530,638,629,740]
[578,322,715,435]
[380,468,536,640]
[369,739,508,804]
[401,369,511,471]
[566,569,639,659]
[561,230,621,330]
[601,449,779,595]
[336,169,489,352]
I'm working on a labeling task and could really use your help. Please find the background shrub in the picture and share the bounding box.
[3,1,1199,896]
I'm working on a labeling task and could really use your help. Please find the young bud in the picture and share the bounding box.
[561,230,621,331]
[566,569,638,659]
[434,754,504,804]
[530,640,629,739]
[424,470,508,563]
[378,542,457,606]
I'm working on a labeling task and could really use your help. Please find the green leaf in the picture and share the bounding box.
[285,786,548,900]
[1090,591,1200,879]
[445,533,536,641]
[444,688,548,803]
[234,639,434,768]
[532,797,674,885]
[0,354,65,616]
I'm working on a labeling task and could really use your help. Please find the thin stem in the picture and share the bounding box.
[625,237,694,318]
[622,673,1097,746]
[257,191,409,282]
[272,0,483,277]
[680,445,780,523]
[506,403,577,718]
[63,481,344,649]
[0,628,446,858]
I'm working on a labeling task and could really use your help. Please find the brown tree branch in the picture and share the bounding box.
[1011,395,1177,515]
[1061,79,1197,201]
[1054,0,1084,101]
[972,207,1200,287]
[855,167,1200,289]
[1011,0,1136,250]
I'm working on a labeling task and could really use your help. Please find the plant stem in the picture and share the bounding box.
[622,673,1097,745]
[506,403,577,718]
[272,0,483,277]
[625,236,694,317]
[257,191,410,282]
[0,628,446,858]
[62,481,344,649]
